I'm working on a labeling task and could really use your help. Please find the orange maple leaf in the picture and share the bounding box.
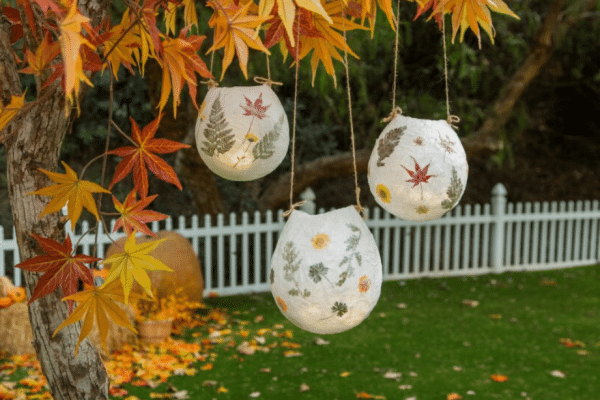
[158,31,212,116]
[107,115,190,197]
[490,374,509,382]
[30,161,110,227]
[100,11,141,79]
[207,0,271,80]
[58,1,97,108]
[0,93,26,134]
[53,279,138,356]
[15,233,98,313]
[433,0,519,46]
[182,0,199,28]
[414,0,443,28]
[18,32,60,76]
[112,190,168,237]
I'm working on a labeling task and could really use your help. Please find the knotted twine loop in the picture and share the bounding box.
[381,106,403,123]
[354,188,366,219]
[447,115,460,129]
[253,76,283,86]
[201,78,219,88]
[282,201,307,218]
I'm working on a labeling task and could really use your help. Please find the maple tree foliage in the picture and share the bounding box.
[1,0,519,354]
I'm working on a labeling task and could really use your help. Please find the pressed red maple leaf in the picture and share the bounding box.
[16,233,99,313]
[401,156,436,199]
[107,115,190,197]
[112,190,168,237]
[240,93,271,119]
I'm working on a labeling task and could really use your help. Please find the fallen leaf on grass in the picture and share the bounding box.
[560,338,585,348]
[314,337,330,345]
[283,350,302,357]
[462,299,479,307]
[260,368,271,373]
[217,385,228,393]
[249,392,261,397]
[550,370,566,378]
[453,366,463,371]
[540,278,557,286]
[356,391,386,399]
[300,383,310,392]
[490,374,508,382]
[447,393,463,400]
[398,384,412,390]
[489,314,502,319]
[396,303,407,309]
[577,350,589,356]
[201,363,213,370]
[383,370,402,380]
[237,341,256,355]
[340,371,352,377]
[202,380,218,387]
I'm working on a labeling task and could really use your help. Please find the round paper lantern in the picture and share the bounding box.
[195,84,289,181]
[270,206,382,334]
[368,115,468,221]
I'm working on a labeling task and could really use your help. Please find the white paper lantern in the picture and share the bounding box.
[269,206,382,334]
[368,114,468,221]
[195,84,289,181]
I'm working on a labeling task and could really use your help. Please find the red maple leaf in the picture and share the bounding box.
[16,233,99,313]
[112,190,168,237]
[402,156,436,198]
[413,0,443,29]
[240,93,271,119]
[107,115,190,197]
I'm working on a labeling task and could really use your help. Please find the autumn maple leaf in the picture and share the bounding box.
[30,161,110,227]
[107,115,190,197]
[18,32,60,76]
[401,156,436,199]
[264,7,324,61]
[100,12,141,79]
[101,232,173,304]
[433,0,519,46]
[158,31,213,116]
[16,233,98,313]
[413,0,443,28]
[240,93,271,119]
[207,0,271,80]
[112,190,168,237]
[53,279,137,355]
[0,93,26,134]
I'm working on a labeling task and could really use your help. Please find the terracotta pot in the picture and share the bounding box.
[137,319,173,344]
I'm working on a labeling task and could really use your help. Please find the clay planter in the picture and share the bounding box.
[137,319,173,344]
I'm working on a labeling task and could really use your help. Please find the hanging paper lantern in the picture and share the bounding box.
[270,206,382,334]
[368,115,468,221]
[195,84,289,181]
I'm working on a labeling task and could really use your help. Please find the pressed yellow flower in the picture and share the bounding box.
[358,275,371,293]
[199,101,207,121]
[376,184,391,203]
[311,233,330,250]
[245,132,259,142]
[416,205,429,214]
[276,296,287,312]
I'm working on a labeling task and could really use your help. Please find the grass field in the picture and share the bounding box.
[2,265,599,400]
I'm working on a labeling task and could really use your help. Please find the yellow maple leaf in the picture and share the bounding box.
[0,93,26,134]
[217,386,229,393]
[183,0,199,28]
[102,12,141,79]
[299,1,365,86]
[164,2,178,36]
[434,0,519,46]
[207,0,271,79]
[58,1,96,108]
[53,280,137,356]
[102,233,173,304]
[29,161,110,227]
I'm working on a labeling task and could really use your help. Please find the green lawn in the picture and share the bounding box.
[2,265,599,400]
[120,265,600,400]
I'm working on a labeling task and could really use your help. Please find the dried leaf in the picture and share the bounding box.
[490,374,508,382]
[112,191,168,237]
[376,126,405,167]
[0,93,25,133]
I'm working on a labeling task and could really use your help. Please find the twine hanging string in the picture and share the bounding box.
[254,53,284,87]
[283,13,306,218]
[441,8,460,129]
[382,0,403,123]
[202,39,219,88]
[341,8,364,218]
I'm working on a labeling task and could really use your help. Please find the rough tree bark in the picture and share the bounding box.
[462,0,596,158]
[145,60,227,215]
[0,1,109,398]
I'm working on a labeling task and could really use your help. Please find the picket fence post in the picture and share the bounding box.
[491,183,508,273]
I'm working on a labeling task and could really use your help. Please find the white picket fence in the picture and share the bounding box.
[1,183,599,296]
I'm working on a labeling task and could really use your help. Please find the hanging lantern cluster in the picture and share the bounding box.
[195,84,289,181]
[368,115,468,221]
[269,206,382,334]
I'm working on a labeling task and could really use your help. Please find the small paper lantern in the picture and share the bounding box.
[270,206,382,334]
[195,84,289,181]
[368,115,468,221]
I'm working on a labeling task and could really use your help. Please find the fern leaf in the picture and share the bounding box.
[377,126,406,167]
[252,114,284,160]
[200,94,235,156]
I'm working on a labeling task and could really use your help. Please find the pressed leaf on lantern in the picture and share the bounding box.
[18,32,60,76]
[441,167,464,210]
[376,126,405,167]
[30,161,110,226]
[112,191,168,237]
[200,94,235,156]
[207,0,271,79]
[258,0,332,47]
[58,1,96,107]
[100,11,141,79]
[108,115,190,197]
[53,280,138,355]
[433,0,519,46]
[15,233,98,313]
[102,232,173,304]
[158,31,212,116]
[0,93,25,133]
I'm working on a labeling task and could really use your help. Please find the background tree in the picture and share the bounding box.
[3,0,594,398]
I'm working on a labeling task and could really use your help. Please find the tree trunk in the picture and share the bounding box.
[145,60,227,215]
[1,4,109,399]
[462,0,596,158]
